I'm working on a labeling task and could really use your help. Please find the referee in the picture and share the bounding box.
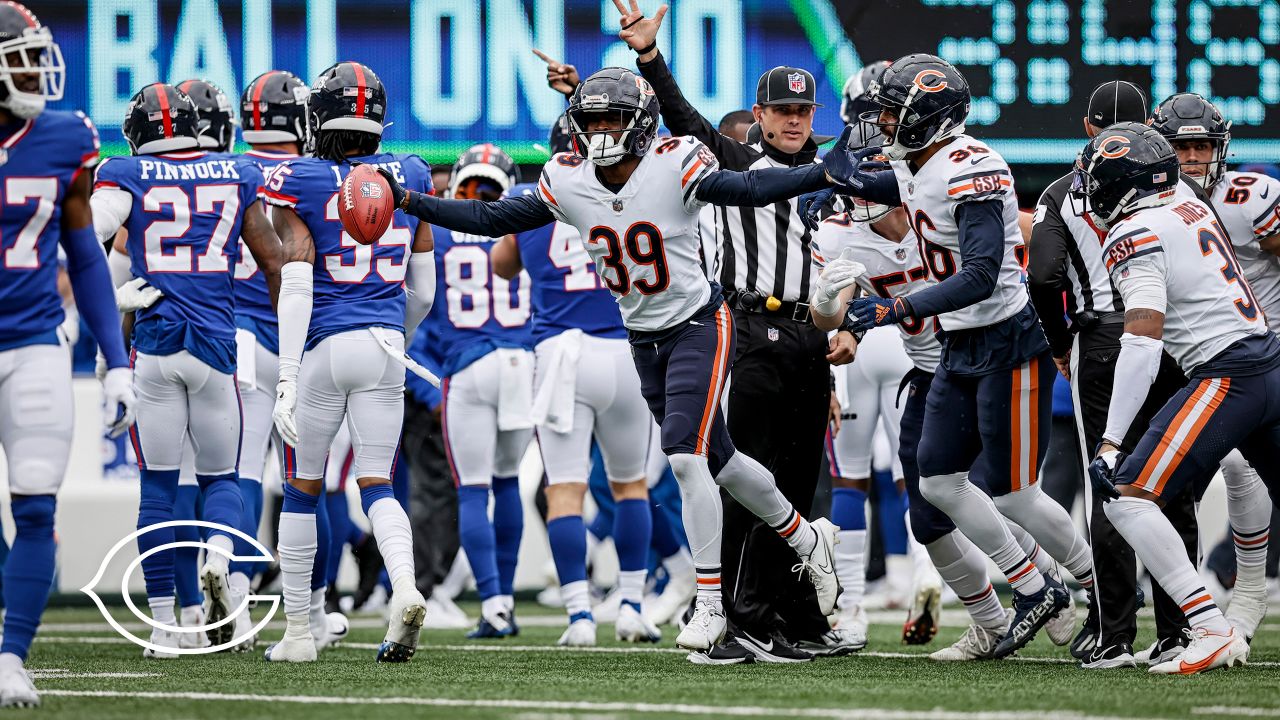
[1028,80,1199,669]
[614,5,859,662]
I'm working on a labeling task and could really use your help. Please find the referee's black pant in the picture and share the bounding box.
[721,311,833,640]
[1075,320,1198,647]
[402,397,460,599]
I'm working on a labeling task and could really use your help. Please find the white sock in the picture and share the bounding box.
[1223,452,1272,625]
[277,512,317,618]
[366,496,416,587]
[309,587,327,641]
[927,531,1007,631]
[668,454,724,581]
[714,451,794,527]
[498,594,515,613]
[481,595,509,628]
[229,571,250,599]
[772,508,817,556]
[1007,522,1058,580]
[205,534,233,573]
[618,570,645,609]
[921,472,1045,594]
[0,653,22,673]
[835,529,866,610]
[561,579,592,619]
[149,596,177,627]
[995,484,1093,588]
[1105,496,1229,633]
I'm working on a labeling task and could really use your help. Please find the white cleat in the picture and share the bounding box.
[142,627,182,660]
[675,600,726,652]
[263,628,317,663]
[1044,586,1077,646]
[1149,627,1249,675]
[378,585,427,663]
[833,604,869,649]
[178,605,211,650]
[793,518,839,616]
[929,622,1007,662]
[615,604,662,643]
[903,571,943,645]
[424,593,471,630]
[1225,588,1269,641]
[644,571,696,628]
[557,617,598,647]
[316,612,349,651]
[0,665,38,708]
[200,562,235,647]
[229,605,256,653]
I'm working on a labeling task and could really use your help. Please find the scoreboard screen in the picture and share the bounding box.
[38,0,1280,165]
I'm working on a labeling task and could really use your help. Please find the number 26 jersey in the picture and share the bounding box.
[535,137,717,333]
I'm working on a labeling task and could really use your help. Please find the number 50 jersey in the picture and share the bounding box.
[535,137,717,332]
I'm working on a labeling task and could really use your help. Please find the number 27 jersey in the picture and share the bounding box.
[535,137,717,333]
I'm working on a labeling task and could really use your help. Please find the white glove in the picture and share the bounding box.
[813,248,866,316]
[94,351,108,382]
[273,378,299,447]
[115,277,164,312]
[102,367,137,438]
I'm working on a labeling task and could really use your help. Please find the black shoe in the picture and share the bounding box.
[1080,640,1136,669]
[349,534,384,610]
[735,630,815,663]
[687,638,756,665]
[324,583,341,615]
[1069,590,1099,661]
[993,576,1070,659]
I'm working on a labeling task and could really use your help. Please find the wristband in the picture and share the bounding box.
[635,41,657,55]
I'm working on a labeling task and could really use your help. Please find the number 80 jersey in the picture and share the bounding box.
[536,137,717,333]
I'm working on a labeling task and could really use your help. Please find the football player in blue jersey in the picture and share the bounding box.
[0,3,136,705]
[178,78,235,153]
[91,82,284,658]
[427,145,537,639]
[265,61,436,663]
[491,182,661,645]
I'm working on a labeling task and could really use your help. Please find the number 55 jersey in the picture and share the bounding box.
[535,137,717,332]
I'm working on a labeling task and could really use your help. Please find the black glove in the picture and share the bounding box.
[1087,448,1126,502]
[799,187,835,232]
[375,167,409,210]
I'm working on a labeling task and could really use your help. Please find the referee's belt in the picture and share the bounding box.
[724,290,811,323]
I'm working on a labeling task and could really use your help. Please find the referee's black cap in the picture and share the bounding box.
[1086,80,1149,129]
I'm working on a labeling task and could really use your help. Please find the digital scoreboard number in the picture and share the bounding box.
[836,0,1279,161]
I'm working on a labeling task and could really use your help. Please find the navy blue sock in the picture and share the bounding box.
[1,496,56,659]
[197,472,245,553]
[546,515,588,586]
[172,484,202,608]
[831,487,868,531]
[312,489,331,592]
[649,498,681,558]
[457,485,499,599]
[325,490,349,586]
[492,476,523,597]
[873,470,907,555]
[137,468,180,601]
[229,478,264,578]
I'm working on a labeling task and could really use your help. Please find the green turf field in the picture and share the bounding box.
[20,602,1280,719]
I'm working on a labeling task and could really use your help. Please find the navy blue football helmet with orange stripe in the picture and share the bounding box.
[566,67,659,166]
[122,82,200,155]
[308,61,386,161]
[1070,121,1180,230]
[862,54,969,161]
[176,78,235,152]
[240,70,309,146]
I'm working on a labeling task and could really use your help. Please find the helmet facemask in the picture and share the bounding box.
[1172,135,1230,191]
[567,104,651,167]
[860,97,963,162]
[0,26,63,119]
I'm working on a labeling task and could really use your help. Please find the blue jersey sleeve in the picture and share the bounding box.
[92,155,130,192]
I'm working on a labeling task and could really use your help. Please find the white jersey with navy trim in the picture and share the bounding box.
[889,135,1027,331]
[1209,170,1280,327]
[536,137,717,332]
[1104,197,1268,373]
[812,213,942,372]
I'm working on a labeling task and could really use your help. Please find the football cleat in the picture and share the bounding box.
[903,572,943,645]
[466,610,516,639]
[687,638,755,665]
[229,605,256,653]
[794,627,865,656]
[675,600,726,651]
[142,627,182,660]
[424,592,471,629]
[1080,641,1136,670]
[1135,630,1192,665]
[1149,627,1248,675]
[615,604,662,643]
[263,627,317,663]
[929,622,1006,662]
[1069,590,1099,660]
[736,630,814,663]
[792,518,839,616]
[992,576,1070,659]
[1044,586,1077,646]
[378,586,427,662]
[0,665,38,708]
[644,568,696,627]
[833,604,869,649]
[557,617,597,647]
[316,612,349,651]
[179,605,211,650]
[200,562,235,647]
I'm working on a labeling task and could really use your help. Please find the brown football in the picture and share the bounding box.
[338,164,394,245]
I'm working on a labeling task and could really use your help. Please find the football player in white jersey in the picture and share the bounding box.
[826,54,1094,657]
[378,67,845,654]
[1151,93,1280,640]
[1078,122,1278,674]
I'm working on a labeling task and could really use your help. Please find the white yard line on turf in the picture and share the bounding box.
[1193,709,1280,718]
[36,689,1165,720]
[30,671,161,679]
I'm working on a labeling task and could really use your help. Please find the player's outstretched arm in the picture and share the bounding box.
[397,183,555,237]
[696,164,830,209]
[240,200,285,307]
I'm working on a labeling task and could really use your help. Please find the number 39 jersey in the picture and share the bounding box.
[430,226,532,377]
[1104,197,1268,373]
[890,135,1027,331]
[535,137,717,333]
[264,152,430,350]
[812,213,941,371]
[1210,170,1280,327]
[0,110,100,350]
[95,150,263,373]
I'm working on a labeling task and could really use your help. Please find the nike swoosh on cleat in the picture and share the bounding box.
[1177,640,1234,674]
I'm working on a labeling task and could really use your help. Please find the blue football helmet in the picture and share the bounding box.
[861,54,970,161]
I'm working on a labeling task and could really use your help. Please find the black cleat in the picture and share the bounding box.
[1080,640,1136,669]
[735,630,815,663]
[992,576,1070,659]
[1069,590,1099,660]
[687,638,756,665]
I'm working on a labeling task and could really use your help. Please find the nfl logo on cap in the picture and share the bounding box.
[788,73,806,93]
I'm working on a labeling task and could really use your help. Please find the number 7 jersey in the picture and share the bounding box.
[535,137,717,332]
